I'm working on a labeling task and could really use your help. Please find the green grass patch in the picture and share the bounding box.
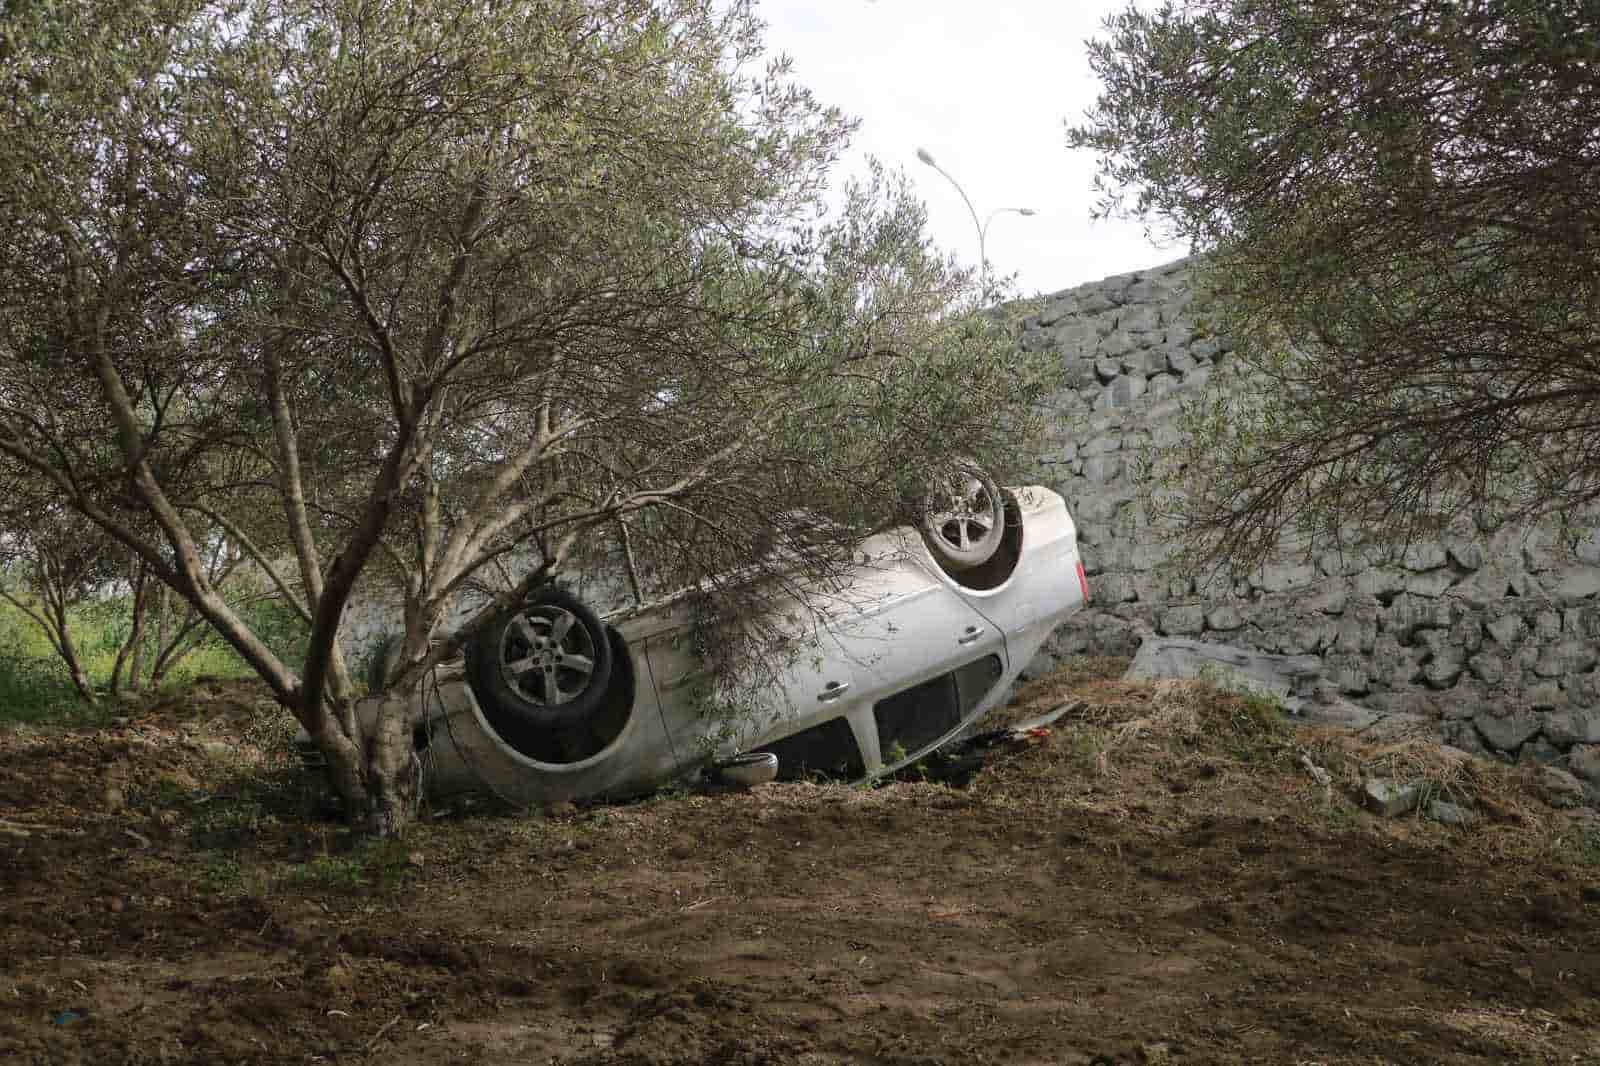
[274,841,414,895]
[0,649,85,725]
[0,593,309,727]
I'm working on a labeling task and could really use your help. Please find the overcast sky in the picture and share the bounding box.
[754,0,1182,298]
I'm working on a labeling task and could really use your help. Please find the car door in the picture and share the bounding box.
[825,557,1003,695]
[648,551,1004,777]
[644,608,861,773]
[797,553,1006,770]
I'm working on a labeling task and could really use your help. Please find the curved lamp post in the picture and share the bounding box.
[916,147,1035,293]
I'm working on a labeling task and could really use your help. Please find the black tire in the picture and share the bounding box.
[920,463,1006,571]
[469,588,614,731]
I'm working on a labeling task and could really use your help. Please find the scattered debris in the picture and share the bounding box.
[1298,753,1332,787]
[0,817,74,838]
[365,1014,403,1052]
[882,702,1086,788]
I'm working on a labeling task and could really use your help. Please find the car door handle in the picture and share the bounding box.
[817,681,849,703]
[957,625,983,645]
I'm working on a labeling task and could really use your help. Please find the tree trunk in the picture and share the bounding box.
[307,692,418,836]
[363,693,419,836]
[55,606,96,706]
[155,584,171,665]
[147,585,172,685]
[150,607,206,686]
[111,561,149,698]
[126,574,148,692]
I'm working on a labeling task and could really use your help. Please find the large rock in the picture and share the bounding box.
[1518,735,1564,765]
[1473,710,1543,752]
[1551,567,1600,603]
[1205,604,1245,632]
[1483,613,1525,646]
[1323,652,1371,695]
[1466,650,1506,686]
[1543,711,1600,747]
[1123,635,1322,701]
[1534,766,1588,809]
[1566,745,1600,785]
[1157,605,1204,636]
[1441,719,1492,759]
[1253,561,1317,593]
[1363,778,1423,818]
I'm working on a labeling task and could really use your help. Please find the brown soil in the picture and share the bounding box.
[2,672,1599,1065]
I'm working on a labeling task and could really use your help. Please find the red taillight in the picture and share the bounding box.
[1075,558,1089,603]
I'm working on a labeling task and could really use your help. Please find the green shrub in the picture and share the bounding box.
[0,646,80,724]
[0,589,311,723]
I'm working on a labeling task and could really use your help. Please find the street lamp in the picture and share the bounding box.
[916,147,1035,292]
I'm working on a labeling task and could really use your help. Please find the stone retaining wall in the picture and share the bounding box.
[1021,257,1600,767]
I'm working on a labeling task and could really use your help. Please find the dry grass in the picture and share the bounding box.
[973,661,1600,872]
[1290,720,1576,844]
[1000,656,1130,721]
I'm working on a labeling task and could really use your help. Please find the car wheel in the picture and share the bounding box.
[470,589,614,730]
[920,463,1006,570]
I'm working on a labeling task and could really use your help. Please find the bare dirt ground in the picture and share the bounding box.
[3,666,1599,1065]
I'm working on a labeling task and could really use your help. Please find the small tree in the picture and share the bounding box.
[1,0,1055,832]
[0,510,117,705]
[107,543,256,697]
[1068,0,1600,574]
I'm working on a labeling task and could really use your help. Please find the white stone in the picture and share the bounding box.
[1205,605,1244,632]
[1447,540,1485,571]
[1123,635,1321,700]
[1467,651,1506,686]
[1363,779,1423,818]
[1159,605,1205,636]
[1401,541,1448,571]
[1551,567,1600,602]
[1484,614,1524,646]
[1474,710,1542,750]
[1253,561,1317,593]
[1544,711,1600,747]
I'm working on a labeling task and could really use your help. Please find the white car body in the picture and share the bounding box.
[343,484,1086,806]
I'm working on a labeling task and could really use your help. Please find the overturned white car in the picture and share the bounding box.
[313,474,1087,806]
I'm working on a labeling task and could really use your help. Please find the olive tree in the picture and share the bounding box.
[0,0,1055,832]
[0,507,118,705]
[1067,0,1600,574]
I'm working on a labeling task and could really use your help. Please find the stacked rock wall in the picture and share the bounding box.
[1022,257,1600,770]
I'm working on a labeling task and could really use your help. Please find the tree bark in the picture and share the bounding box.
[363,693,419,837]
[152,584,171,680]
[110,560,149,697]
[52,598,95,706]
[149,612,205,686]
